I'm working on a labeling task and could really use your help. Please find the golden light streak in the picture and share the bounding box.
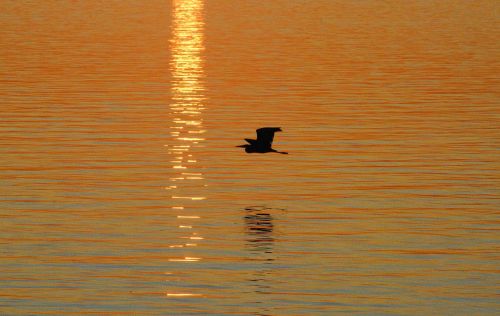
[168,257,201,262]
[168,1,206,280]
[166,293,202,297]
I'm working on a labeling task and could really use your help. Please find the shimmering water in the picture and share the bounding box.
[1,1,499,315]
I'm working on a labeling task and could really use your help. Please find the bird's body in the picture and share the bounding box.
[237,127,288,154]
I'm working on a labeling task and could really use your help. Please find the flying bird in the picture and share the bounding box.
[237,127,288,154]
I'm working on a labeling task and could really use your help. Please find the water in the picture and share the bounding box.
[1,1,499,315]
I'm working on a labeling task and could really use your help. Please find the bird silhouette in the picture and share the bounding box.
[237,127,288,154]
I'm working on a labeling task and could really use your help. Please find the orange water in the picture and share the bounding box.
[1,1,499,315]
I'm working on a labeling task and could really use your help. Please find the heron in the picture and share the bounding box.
[237,127,288,154]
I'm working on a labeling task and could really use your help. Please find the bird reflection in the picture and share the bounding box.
[244,206,275,255]
[243,206,284,315]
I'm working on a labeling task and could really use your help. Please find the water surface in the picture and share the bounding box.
[1,0,499,315]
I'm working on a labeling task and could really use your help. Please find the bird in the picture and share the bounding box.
[237,127,288,154]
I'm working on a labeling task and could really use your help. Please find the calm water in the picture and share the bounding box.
[1,1,499,315]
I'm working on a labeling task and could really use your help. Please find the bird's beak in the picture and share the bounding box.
[236,145,246,148]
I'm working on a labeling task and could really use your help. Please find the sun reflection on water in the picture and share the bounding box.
[166,0,206,298]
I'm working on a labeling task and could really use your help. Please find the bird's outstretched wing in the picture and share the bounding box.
[256,127,282,147]
[245,138,258,145]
